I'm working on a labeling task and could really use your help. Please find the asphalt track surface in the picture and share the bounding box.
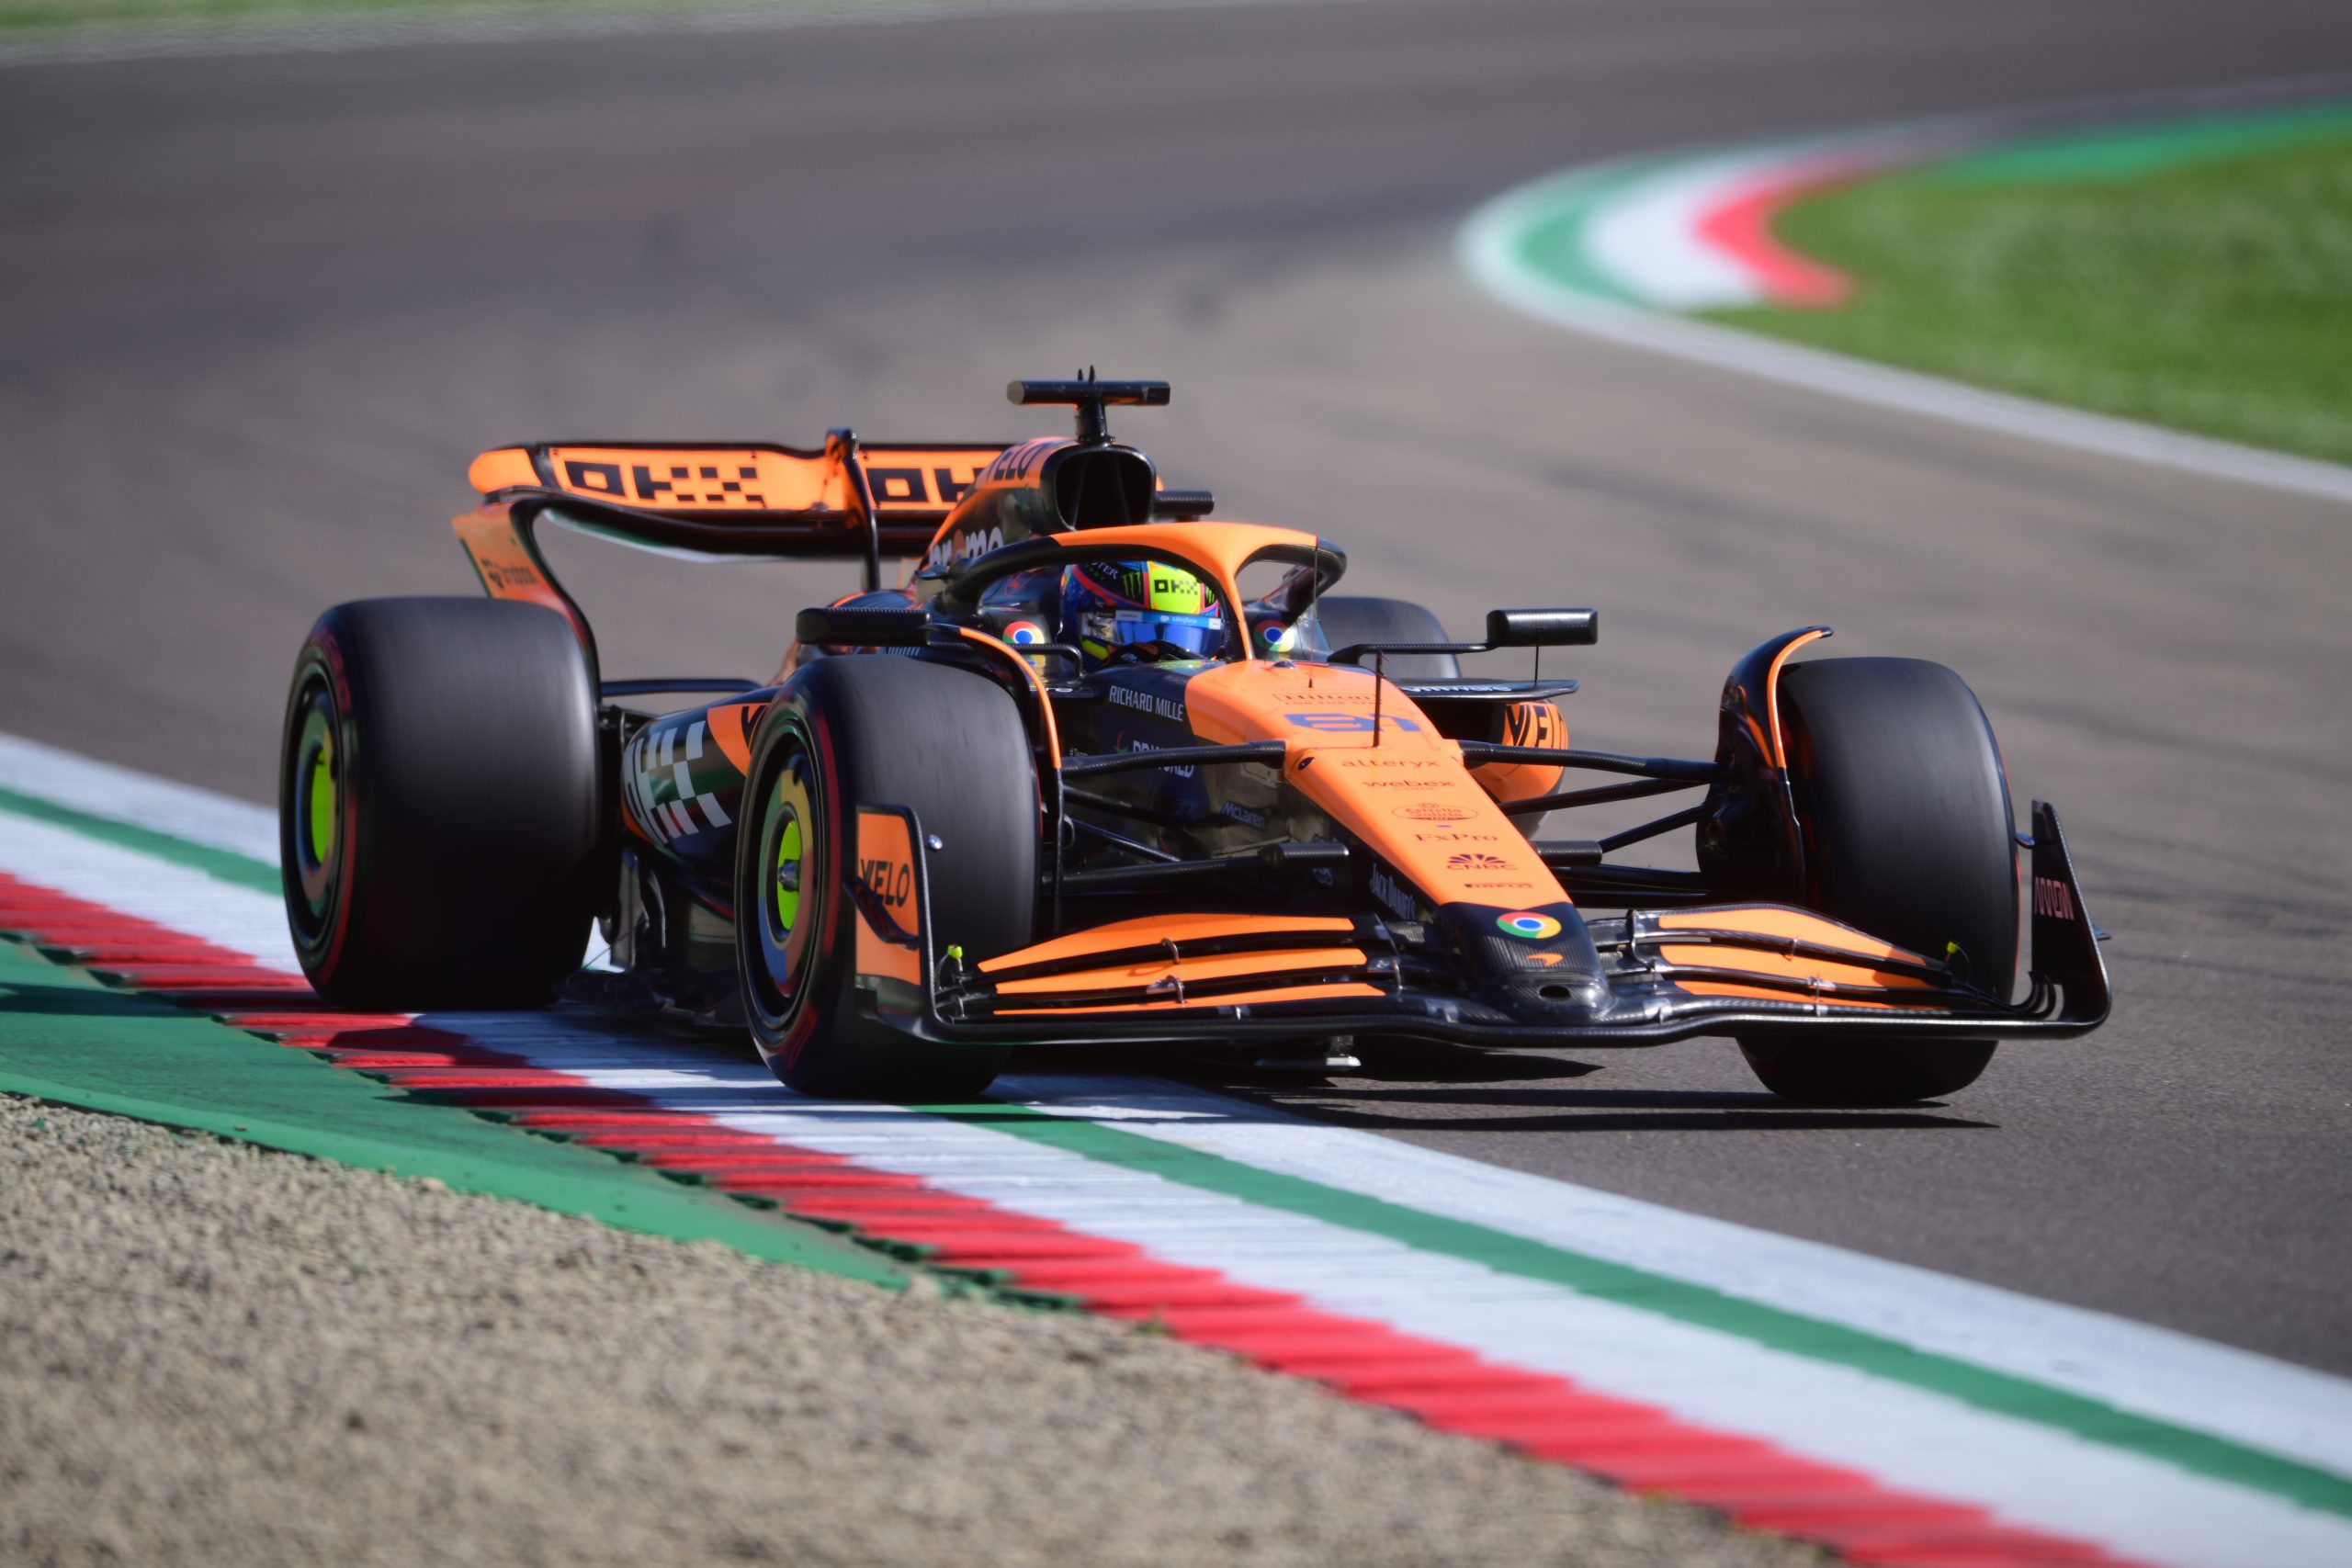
[3,0,2349,1373]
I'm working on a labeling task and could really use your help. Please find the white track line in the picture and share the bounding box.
[0,733,278,863]
[0,814,300,968]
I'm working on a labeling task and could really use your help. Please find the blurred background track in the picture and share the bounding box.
[3,0,2348,1368]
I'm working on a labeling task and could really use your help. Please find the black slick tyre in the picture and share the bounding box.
[1737,657,2017,1106]
[279,597,601,1010]
[1313,596,1460,679]
[735,655,1036,1100]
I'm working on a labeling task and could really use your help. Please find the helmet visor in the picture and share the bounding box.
[1108,608,1224,659]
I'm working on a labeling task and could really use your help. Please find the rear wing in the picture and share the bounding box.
[454,432,1012,682]
[469,434,1011,563]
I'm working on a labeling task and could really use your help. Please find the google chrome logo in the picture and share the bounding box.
[1496,911,1561,941]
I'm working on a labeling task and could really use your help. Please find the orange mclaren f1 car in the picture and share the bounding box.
[278,377,2108,1106]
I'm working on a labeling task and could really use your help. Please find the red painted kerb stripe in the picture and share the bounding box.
[1693,155,1891,309]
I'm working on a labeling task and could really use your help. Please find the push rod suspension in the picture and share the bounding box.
[1598,803,1709,852]
[1454,742,1721,783]
[1495,775,1696,817]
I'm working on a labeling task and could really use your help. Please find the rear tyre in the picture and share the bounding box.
[1313,596,1460,679]
[736,655,1036,1100]
[280,597,601,1010]
[1736,658,2016,1106]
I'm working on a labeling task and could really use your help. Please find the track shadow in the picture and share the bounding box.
[1234,1088,1990,1135]
[1006,1043,1990,1134]
[0,976,204,1021]
[1023,1042,1604,1088]
[1200,1042,1991,1131]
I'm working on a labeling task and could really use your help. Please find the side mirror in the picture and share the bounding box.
[796,607,931,647]
[1485,608,1598,648]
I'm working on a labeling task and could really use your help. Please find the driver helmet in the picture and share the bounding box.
[1062,560,1226,668]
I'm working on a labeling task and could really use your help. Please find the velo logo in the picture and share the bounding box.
[858,857,912,908]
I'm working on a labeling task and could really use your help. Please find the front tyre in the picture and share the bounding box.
[736,655,1037,1100]
[279,597,601,1010]
[1737,658,2017,1106]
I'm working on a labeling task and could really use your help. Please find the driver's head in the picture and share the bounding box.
[1062,560,1225,669]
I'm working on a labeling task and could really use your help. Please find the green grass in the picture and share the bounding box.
[1710,113,2352,467]
[1,0,495,24]
[0,0,878,28]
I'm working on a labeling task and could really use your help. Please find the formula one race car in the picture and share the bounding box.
[279,377,2108,1105]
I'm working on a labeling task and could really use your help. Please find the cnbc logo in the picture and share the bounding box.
[1446,852,1510,870]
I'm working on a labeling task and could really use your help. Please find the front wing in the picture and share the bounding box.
[844,801,2110,1051]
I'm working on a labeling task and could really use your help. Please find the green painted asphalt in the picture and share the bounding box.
[1486,155,1669,308]
[0,937,905,1287]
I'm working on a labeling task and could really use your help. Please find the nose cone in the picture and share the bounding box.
[1443,903,1613,1020]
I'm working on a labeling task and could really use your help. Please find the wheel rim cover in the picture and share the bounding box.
[290,683,340,931]
[755,747,818,1010]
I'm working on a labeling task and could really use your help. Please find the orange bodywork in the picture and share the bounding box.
[1179,659,1570,913]
[1764,627,1831,768]
[1653,906,1944,1003]
[1657,906,1929,966]
[1657,944,1929,992]
[997,982,1388,1017]
[854,811,922,986]
[992,946,1370,997]
[1469,699,1567,805]
[980,912,1355,974]
[465,447,538,495]
[450,505,591,649]
[469,444,1003,515]
[703,702,767,775]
